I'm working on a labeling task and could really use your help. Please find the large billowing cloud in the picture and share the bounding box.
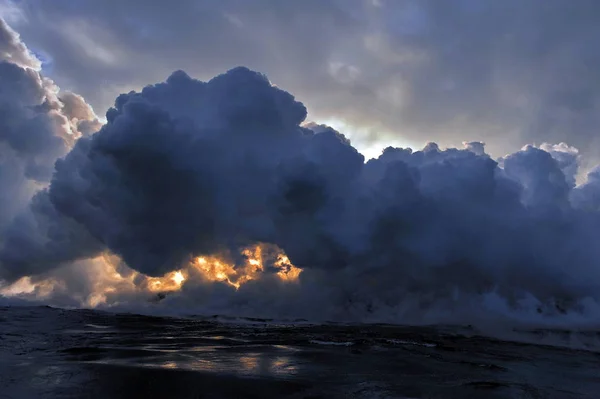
[3,16,600,325]
[0,18,101,277]
[2,50,600,325]
[4,0,600,160]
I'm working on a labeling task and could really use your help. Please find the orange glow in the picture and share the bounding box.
[192,243,301,289]
[146,269,188,293]
[172,271,186,285]
[0,276,36,296]
[0,275,61,298]
[274,254,302,281]
[0,243,301,307]
[194,256,239,287]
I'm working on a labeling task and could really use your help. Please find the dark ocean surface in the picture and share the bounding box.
[1,306,600,398]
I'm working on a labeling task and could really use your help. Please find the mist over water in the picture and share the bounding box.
[2,17,600,332]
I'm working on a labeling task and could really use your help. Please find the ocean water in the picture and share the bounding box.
[1,306,599,398]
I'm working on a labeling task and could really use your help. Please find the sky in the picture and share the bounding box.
[2,1,600,327]
[2,0,599,161]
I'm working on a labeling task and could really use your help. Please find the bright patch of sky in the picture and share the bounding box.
[316,117,421,161]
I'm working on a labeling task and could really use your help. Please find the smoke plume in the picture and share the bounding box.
[2,19,600,326]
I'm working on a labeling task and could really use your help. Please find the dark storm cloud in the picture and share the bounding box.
[4,0,600,158]
[0,191,103,280]
[3,64,600,323]
[34,67,358,277]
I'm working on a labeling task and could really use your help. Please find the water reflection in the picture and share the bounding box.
[270,356,298,375]
[126,344,305,378]
[5,306,600,398]
[161,361,178,369]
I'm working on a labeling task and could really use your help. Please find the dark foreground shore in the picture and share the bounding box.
[1,306,600,398]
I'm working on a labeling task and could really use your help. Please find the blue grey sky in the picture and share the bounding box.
[2,0,599,159]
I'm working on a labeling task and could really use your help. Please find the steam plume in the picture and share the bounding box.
[1,19,600,325]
